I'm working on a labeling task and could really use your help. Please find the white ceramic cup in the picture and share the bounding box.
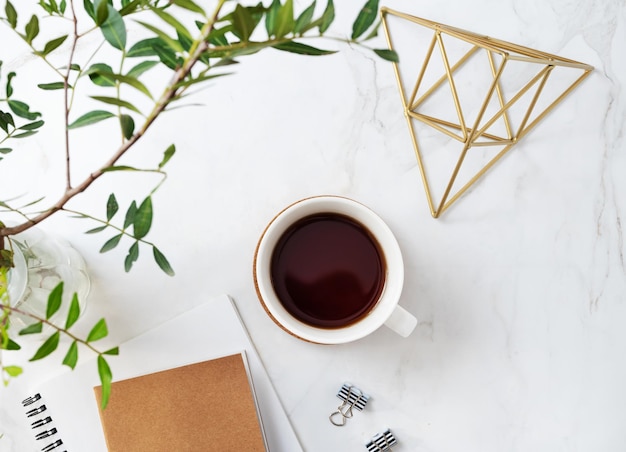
[253,195,417,344]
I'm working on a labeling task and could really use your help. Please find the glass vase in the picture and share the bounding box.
[5,227,90,333]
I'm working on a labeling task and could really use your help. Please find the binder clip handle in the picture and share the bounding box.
[329,409,348,426]
[329,383,370,427]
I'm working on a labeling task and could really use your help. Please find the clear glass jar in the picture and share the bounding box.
[6,227,90,333]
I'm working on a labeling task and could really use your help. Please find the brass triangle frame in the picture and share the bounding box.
[380,8,594,218]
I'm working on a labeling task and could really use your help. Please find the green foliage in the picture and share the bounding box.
[2,281,114,407]
[0,0,397,405]
[352,0,379,40]
[68,110,115,129]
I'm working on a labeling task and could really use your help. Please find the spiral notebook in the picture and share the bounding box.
[15,294,303,451]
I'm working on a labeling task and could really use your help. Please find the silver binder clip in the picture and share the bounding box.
[366,429,397,451]
[329,383,370,426]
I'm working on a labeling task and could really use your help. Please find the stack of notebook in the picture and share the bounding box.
[15,294,302,451]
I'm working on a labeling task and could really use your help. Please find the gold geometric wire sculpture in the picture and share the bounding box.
[380,8,594,218]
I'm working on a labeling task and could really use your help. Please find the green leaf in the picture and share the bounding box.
[90,96,141,114]
[0,112,10,133]
[212,58,238,68]
[373,48,399,62]
[273,41,335,56]
[275,0,294,38]
[208,25,231,46]
[18,322,43,335]
[265,0,280,36]
[8,100,41,120]
[172,0,205,15]
[351,0,378,40]
[83,0,95,19]
[103,346,119,355]
[149,6,192,41]
[135,20,183,53]
[25,15,40,44]
[0,148,12,155]
[85,225,107,234]
[18,196,45,209]
[153,44,180,70]
[41,35,68,56]
[62,341,78,369]
[119,0,143,16]
[12,130,38,139]
[102,165,139,172]
[3,366,22,377]
[97,355,112,409]
[126,60,159,78]
[95,0,109,25]
[364,19,381,40]
[100,5,126,50]
[65,293,81,329]
[39,1,52,14]
[120,114,134,139]
[124,201,137,228]
[230,4,257,42]
[6,71,15,98]
[319,0,335,33]
[87,318,108,342]
[0,249,13,267]
[127,38,162,57]
[124,241,139,272]
[106,193,118,221]
[179,30,194,51]
[93,72,153,99]
[29,332,60,361]
[19,120,45,131]
[172,72,231,90]
[68,110,115,129]
[294,1,316,35]
[3,338,20,350]
[158,144,175,169]
[5,1,17,29]
[46,282,64,320]
[133,196,152,239]
[87,63,116,87]
[100,233,122,253]
[38,82,66,90]
[153,246,175,276]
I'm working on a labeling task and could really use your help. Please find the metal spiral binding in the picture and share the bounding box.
[365,429,397,452]
[22,393,67,452]
[329,383,370,426]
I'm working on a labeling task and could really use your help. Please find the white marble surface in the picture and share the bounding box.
[1,0,625,451]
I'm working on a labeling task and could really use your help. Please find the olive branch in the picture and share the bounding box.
[0,0,395,408]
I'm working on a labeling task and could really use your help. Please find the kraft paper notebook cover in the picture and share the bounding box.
[13,294,303,451]
[93,353,266,451]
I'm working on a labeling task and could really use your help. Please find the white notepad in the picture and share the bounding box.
[15,294,303,451]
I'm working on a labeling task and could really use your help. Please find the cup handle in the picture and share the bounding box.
[384,305,417,338]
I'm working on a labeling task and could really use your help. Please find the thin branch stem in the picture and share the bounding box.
[62,207,159,247]
[64,0,80,190]
[0,0,228,238]
[3,303,103,355]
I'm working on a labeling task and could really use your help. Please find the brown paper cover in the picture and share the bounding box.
[94,353,266,452]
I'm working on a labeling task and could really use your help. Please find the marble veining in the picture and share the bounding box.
[1,0,625,451]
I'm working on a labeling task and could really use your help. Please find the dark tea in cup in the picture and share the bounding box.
[270,213,386,329]
[254,196,416,344]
